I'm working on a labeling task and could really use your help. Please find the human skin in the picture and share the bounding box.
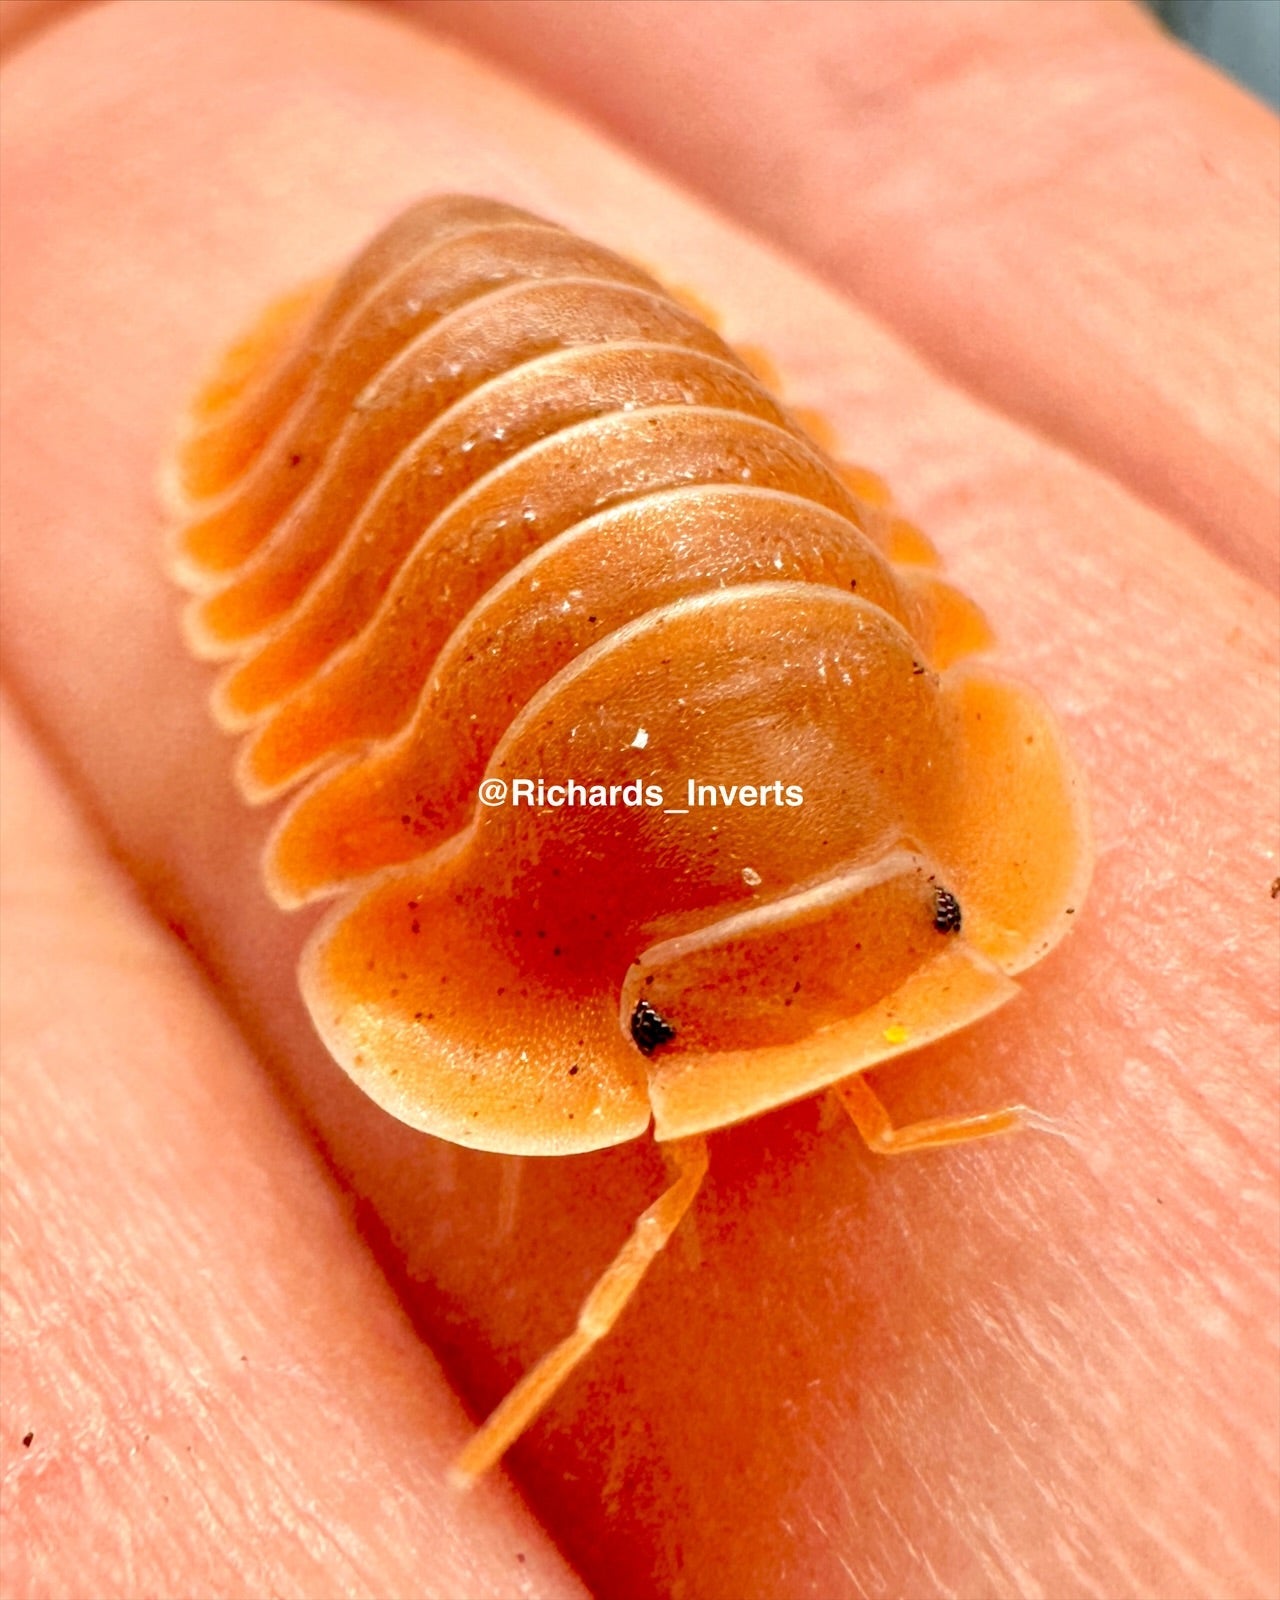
[0,0,80,51]
[0,3,1276,1598]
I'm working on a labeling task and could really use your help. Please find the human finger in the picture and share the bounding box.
[2,3,1276,1596]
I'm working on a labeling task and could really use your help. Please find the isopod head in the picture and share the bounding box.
[296,582,1088,1152]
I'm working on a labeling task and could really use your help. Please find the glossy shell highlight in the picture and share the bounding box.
[165,195,1091,1156]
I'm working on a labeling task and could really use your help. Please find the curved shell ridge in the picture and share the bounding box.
[195,335,785,656]
[230,402,878,799]
[170,247,680,585]
[171,196,567,504]
[175,272,750,602]
[261,482,915,903]
[192,340,806,687]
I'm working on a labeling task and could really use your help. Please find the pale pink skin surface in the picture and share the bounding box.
[1,4,1276,1598]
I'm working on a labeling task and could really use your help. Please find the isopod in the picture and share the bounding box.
[164,195,1091,1483]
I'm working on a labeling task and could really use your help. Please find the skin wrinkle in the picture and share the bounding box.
[902,1011,1267,1587]
[0,699,586,1600]
[0,2,1276,1596]
[956,1326,1111,1598]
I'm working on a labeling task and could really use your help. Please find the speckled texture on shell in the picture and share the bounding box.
[165,195,1090,1155]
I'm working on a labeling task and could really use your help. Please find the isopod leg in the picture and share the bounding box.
[450,1135,708,1486]
[836,1072,1025,1155]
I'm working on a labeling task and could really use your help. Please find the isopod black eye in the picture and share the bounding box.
[630,999,676,1055]
[932,888,962,935]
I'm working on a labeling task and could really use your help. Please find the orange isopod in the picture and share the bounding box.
[163,195,1092,1482]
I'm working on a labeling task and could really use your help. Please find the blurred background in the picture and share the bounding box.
[1143,0,1280,106]
[1,1,1278,109]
